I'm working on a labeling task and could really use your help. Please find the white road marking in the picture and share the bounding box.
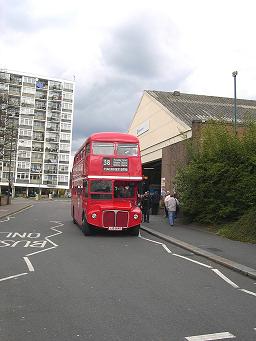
[139,235,165,245]
[0,221,64,283]
[173,253,212,269]
[0,273,28,282]
[139,235,173,253]
[140,232,256,298]
[239,289,256,297]
[211,269,239,289]
[162,244,172,253]
[185,331,236,340]
[25,246,57,257]
[23,257,35,272]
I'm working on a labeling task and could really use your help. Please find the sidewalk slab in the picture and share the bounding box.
[141,214,256,280]
[0,200,33,220]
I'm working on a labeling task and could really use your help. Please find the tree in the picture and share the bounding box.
[176,120,256,224]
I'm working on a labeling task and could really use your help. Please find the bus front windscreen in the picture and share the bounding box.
[90,180,112,199]
[114,181,135,198]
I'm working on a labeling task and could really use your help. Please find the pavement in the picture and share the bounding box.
[0,199,256,280]
[140,211,256,280]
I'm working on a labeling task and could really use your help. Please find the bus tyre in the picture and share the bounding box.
[128,225,140,236]
[82,215,93,236]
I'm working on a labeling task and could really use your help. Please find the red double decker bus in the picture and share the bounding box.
[71,132,142,236]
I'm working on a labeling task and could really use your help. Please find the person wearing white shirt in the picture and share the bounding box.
[165,193,179,226]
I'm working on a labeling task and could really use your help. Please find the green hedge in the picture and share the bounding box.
[176,120,256,224]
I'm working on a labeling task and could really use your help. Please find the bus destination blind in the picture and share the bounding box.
[103,158,128,172]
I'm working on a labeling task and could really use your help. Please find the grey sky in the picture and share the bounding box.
[1,0,256,153]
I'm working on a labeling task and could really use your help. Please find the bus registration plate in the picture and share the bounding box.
[108,227,123,231]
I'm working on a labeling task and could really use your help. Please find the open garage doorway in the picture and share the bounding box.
[142,159,161,195]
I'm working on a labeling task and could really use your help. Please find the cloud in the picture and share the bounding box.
[70,11,193,152]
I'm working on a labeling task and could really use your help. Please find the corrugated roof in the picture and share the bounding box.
[146,90,256,127]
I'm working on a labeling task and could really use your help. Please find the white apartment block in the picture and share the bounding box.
[0,69,74,196]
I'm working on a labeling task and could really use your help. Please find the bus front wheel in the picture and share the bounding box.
[128,225,140,236]
[82,214,93,236]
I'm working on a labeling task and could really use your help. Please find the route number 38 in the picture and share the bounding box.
[103,159,111,166]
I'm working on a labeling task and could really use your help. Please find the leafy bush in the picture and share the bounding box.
[176,120,256,224]
[217,207,256,243]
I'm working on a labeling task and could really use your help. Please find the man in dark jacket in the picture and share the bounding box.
[141,191,151,223]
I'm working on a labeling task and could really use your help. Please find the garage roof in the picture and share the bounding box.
[146,90,256,128]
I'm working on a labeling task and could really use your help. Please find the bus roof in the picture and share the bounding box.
[75,132,139,157]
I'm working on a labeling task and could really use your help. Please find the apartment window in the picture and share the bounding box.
[63,83,73,91]
[58,175,68,182]
[31,164,42,172]
[20,117,33,126]
[17,173,29,180]
[59,165,68,172]
[22,96,34,105]
[23,76,36,84]
[17,161,30,169]
[21,107,34,115]
[60,143,70,151]
[18,140,32,147]
[63,92,73,101]
[18,150,31,158]
[23,86,35,95]
[59,154,69,161]
[61,113,72,120]
[61,122,71,131]
[60,133,70,141]
[19,129,32,137]
[49,81,62,90]
[32,152,42,160]
[62,102,72,111]
[33,132,44,141]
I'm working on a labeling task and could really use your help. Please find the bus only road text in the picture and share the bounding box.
[0,232,47,248]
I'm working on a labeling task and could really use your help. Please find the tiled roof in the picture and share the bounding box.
[146,90,256,127]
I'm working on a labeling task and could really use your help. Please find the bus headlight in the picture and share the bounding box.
[133,214,139,220]
[91,213,97,219]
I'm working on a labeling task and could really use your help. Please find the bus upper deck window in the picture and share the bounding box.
[117,144,138,156]
[92,142,115,155]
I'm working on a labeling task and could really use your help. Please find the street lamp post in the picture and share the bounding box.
[232,71,238,134]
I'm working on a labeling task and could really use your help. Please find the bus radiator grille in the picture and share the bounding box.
[103,211,128,227]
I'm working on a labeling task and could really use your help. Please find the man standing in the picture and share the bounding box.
[165,193,178,226]
[141,191,151,223]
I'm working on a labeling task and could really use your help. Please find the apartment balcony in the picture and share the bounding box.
[47,115,60,122]
[44,169,57,174]
[35,93,47,100]
[9,88,21,96]
[48,94,62,101]
[49,84,62,91]
[32,147,43,152]
[30,178,42,184]
[34,113,46,121]
[44,159,58,164]
[45,147,58,153]
[46,138,58,143]
[33,126,45,132]
[30,169,42,173]
[10,76,22,85]
[31,158,43,163]
[35,101,47,111]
